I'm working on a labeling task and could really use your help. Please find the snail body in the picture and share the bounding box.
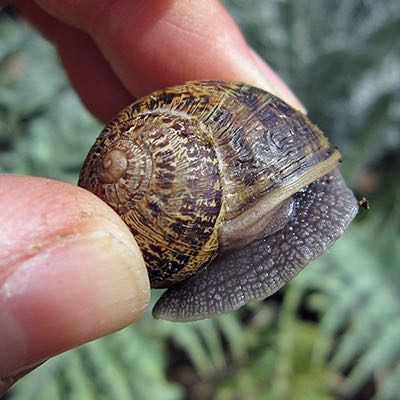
[79,81,358,321]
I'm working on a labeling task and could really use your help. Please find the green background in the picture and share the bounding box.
[1,1,399,399]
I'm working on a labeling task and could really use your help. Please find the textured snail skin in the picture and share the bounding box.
[79,81,358,321]
[153,169,357,321]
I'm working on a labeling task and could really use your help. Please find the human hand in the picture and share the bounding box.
[1,0,303,394]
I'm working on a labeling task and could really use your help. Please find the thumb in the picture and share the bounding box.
[0,175,150,393]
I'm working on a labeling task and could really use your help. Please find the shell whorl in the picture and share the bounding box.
[79,108,224,287]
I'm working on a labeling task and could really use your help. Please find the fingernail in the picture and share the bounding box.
[0,231,150,377]
[245,48,306,113]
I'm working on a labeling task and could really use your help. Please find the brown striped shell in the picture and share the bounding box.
[79,81,358,321]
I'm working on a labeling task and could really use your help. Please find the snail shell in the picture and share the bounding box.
[79,81,358,321]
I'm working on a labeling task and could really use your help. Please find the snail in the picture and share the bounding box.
[79,81,358,322]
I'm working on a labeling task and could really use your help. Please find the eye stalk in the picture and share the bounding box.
[98,149,127,183]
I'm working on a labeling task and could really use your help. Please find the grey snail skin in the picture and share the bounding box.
[79,81,358,322]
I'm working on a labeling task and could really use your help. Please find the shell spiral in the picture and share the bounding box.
[79,81,341,289]
[78,103,224,287]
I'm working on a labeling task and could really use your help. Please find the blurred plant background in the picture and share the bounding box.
[1,0,399,399]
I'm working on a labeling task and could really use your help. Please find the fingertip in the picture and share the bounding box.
[0,175,150,381]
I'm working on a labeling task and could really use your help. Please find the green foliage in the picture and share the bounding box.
[215,292,336,400]
[1,1,399,399]
[295,216,400,399]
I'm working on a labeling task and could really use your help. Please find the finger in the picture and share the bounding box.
[0,175,150,392]
[31,0,287,95]
[28,0,304,113]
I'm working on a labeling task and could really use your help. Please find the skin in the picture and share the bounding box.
[0,0,303,394]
